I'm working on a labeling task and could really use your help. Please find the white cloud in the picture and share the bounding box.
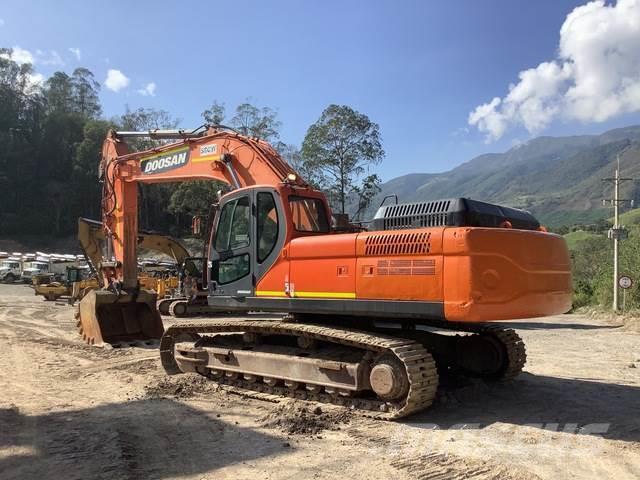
[1,46,35,65]
[0,48,45,92]
[105,69,130,92]
[40,50,64,66]
[68,47,81,61]
[450,126,469,137]
[0,18,5,26]
[469,0,640,142]
[1,47,66,67]
[137,82,156,96]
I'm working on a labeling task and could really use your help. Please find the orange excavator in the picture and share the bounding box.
[78,126,572,418]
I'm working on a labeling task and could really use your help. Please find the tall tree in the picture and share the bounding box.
[202,99,281,141]
[275,142,324,189]
[230,100,281,141]
[202,100,225,125]
[351,173,382,221]
[70,68,101,118]
[118,105,179,150]
[0,49,47,234]
[168,181,225,233]
[301,105,384,214]
[44,72,73,113]
[73,119,114,218]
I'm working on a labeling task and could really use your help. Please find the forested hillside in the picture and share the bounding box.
[0,49,198,239]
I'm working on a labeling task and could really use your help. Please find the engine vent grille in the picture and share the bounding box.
[377,200,451,231]
[364,231,431,256]
[377,259,436,275]
[371,197,541,232]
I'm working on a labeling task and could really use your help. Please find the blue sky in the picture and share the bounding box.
[2,0,640,180]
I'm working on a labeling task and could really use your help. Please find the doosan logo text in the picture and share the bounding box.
[141,150,190,174]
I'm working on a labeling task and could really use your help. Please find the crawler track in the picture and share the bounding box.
[160,320,439,419]
[446,322,527,380]
[482,326,527,380]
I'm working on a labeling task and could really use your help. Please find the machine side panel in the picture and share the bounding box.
[355,228,445,301]
[255,257,289,297]
[443,228,572,321]
[287,234,358,298]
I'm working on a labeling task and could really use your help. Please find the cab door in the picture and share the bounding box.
[209,190,254,297]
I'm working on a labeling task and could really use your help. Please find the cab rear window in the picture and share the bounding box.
[289,196,329,233]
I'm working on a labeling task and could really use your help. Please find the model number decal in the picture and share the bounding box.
[199,144,218,156]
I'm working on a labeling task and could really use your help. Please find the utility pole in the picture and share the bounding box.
[603,153,634,312]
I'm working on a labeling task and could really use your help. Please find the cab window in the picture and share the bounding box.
[213,195,251,285]
[215,196,250,251]
[218,254,249,285]
[67,269,80,283]
[257,192,279,262]
[289,196,329,233]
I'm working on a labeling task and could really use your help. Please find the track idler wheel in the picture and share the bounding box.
[169,300,188,317]
[369,355,410,402]
[157,298,174,316]
[454,328,526,380]
[160,329,202,374]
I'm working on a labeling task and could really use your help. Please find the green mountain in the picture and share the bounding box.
[615,208,640,226]
[563,230,601,250]
[367,126,640,227]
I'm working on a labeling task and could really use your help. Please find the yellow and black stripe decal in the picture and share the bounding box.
[256,291,356,299]
[255,290,288,297]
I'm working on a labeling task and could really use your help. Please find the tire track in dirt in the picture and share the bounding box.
[1,318,66,341]
[390,452,540,480]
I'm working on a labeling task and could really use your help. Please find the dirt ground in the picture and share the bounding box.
[0,283,638,480]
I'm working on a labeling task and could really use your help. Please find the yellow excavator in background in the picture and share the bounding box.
[78,217,190,282]
[34,266,98,302]
[78,218,213,315]
[34,220,188,303]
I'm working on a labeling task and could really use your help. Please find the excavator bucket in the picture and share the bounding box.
[77,289,164,346]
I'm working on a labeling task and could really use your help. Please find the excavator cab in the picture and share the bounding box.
[207,185,328,301]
